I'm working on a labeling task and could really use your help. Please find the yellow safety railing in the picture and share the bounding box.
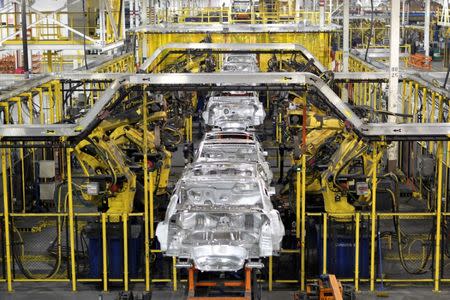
[0,9,122,46]
[93,53,136,73]
[155,8,332,25]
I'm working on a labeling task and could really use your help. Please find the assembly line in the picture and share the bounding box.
[0,1,450,300]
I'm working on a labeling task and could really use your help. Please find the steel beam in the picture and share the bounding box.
[132,23,341,34]
[387,0,401,168]
[424,0,431,57]
[1,72,450,142]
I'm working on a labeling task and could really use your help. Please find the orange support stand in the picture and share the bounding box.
[327,274,343,300]
[187,267,252,300]
[296,274,346,300]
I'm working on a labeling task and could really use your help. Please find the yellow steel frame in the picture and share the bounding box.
[142,32,333,73]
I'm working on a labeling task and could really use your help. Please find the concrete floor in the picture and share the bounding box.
[1,284,450,300]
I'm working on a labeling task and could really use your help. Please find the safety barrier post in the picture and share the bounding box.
[102,213,108,291]
[421,88,427,123]
[123,213,129,291]
[2,149,13,292]
[401,80,407,122]
[322,213,327,275]
[172,257,177,291]
[355,212,360,291]
[407,81,413,116]
[66,147,77,291]
[413,83,419,122]
[300,154,306,291]
[189,116,193,142]
[430,92,436,152]
[370,146,378,291]
[269,256,273,291]
[149,171,155,238]
[143,87,151,291]
[434,141,443,292]
[296,167,300,239]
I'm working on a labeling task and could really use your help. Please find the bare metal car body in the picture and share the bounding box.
[156,162,284,272]
[222,54,259,73]
[224,54,258,65]
[202,95,265,130]
[195,133,272,183]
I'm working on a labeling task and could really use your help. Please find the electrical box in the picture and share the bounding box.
[356,182,369,196]
[416,154,435,178]
[39,160,55,178]
[40,183,56,200]
[86,182,100,196]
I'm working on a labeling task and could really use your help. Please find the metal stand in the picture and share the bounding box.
[187,267,253,300]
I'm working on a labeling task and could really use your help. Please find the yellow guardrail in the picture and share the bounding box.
[0,8,122,45]
[156,8,331,25]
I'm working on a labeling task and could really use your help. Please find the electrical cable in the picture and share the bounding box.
[331,143,368,192]
[12,182,67,279]
[387,187,434,274]
[86,137,117,185]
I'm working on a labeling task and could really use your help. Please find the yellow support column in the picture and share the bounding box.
[269,256,273,291]
[150,171,155,238]
[430,92,436,152]
[172,257,177,291]
[355,212,360,291]
[300,154,306,291]
[421,88,427,123]
[434,141,443,292]
[189,116,193,143]
[401,80,407,122]
[370,146,378,292]
[47,51,53,72]
[373,84,378,110]
[66,148,77,291]
[123,213,129,291]
[296,168,301,239]
[2,149,13,292]
[295,166,301,289]
[102,213,108,292]
[363,82,368,106]
[143,89,151,291]
[413,83,419,122]
[48,84,55,124]
[407,81,413,116]
[322,213,327,275]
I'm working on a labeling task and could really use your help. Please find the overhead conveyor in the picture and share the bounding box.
[0,72,449,143]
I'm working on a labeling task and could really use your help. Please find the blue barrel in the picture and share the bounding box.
[86,223,142,279]
[317,223,370,278]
